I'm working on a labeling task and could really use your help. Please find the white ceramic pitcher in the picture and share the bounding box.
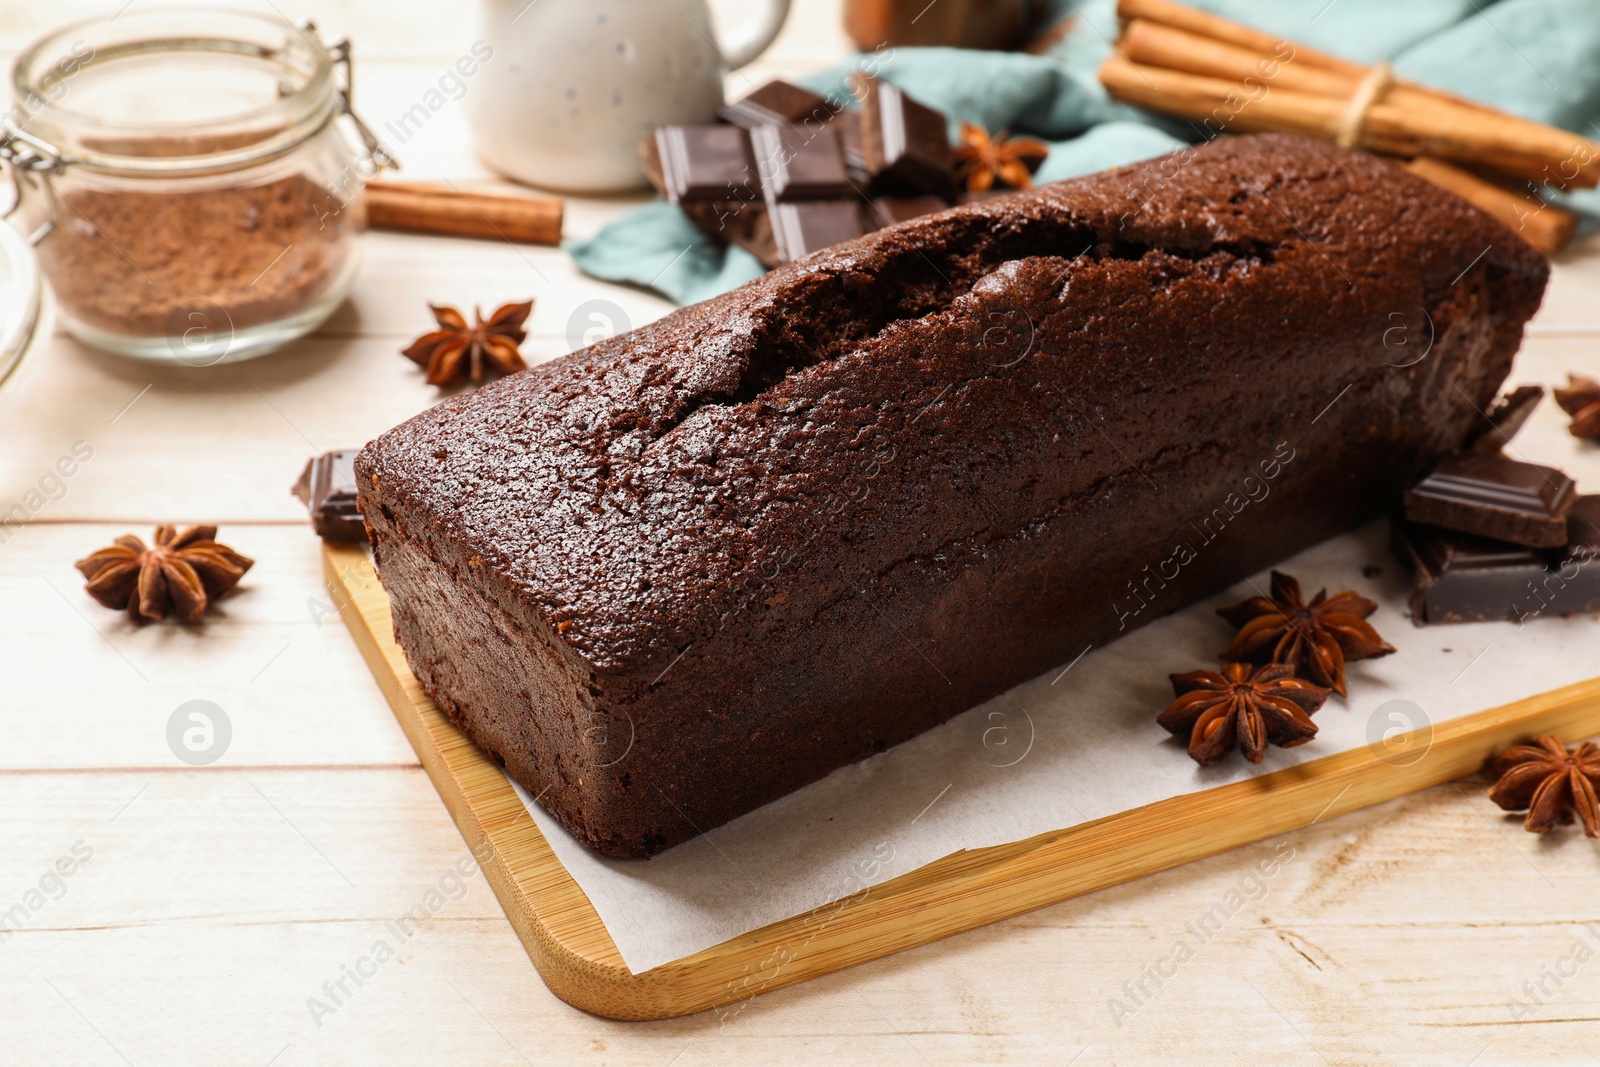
[468,0,791,192]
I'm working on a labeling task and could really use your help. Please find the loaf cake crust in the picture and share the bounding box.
[357,134,1547,858]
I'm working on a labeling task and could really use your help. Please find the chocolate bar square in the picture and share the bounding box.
[750,124,853,202]
[719,80,836,130]
[652,126,758,204]
[771,201,863,264]
[1403,452,1576,548]
[1393,520,1551,624]
[1548,495,1600,616]
[293,450,368,543]
[1393,496,1600,624]
[857,77,954,198]
[642,134,764,242]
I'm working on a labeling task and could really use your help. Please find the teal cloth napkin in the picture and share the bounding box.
[569,0,1600,305]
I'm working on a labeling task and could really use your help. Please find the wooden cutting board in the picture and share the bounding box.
[325,541,1600,1021]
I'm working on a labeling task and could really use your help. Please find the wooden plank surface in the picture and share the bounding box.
[0,523,413,769]
[4,0,1600,1061]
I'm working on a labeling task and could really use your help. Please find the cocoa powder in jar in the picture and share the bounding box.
[37,173,361,337]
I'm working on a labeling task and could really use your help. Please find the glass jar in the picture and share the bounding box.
[0,212,43,388]
[2,9,390,363]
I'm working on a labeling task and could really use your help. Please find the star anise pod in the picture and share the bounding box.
[1217,570,1395,697]
[952,122,1049,193]
[1553,373,1600,441]
[402,300,533,388]
[75,525,254,624]
[1488,735,1600,835]
[1158,662,1329,766]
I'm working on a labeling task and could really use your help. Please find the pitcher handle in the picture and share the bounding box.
[717,0,791,70]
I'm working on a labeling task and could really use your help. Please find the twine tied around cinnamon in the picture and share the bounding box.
[1336,61,1393,148]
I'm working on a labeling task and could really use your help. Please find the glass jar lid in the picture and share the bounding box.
[6,9,391,178]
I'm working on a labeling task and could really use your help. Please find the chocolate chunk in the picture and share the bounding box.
[750,125,853,201]
[718,80,836,129]
[644,128,763,234]
[1467,385,1545,453]
[771,201,863,263]
[1571,494,1600,547]
[1394,497,1600,624]
[856,76,954,197]
[1529,508,1600,621]
[644,79,957,267]
[1393,520,1551,624]
[863,195,949,229]
[293,450,368,543]
[652,126,757,204]
[1403,452,1576,548]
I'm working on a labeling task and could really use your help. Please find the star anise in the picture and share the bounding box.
[1217,570,1395,697]
[1158,662,1329,766]
[1553,373,1600,441]
[402,300,533,388]
[952,122,1049,193]
[1488,735,1600,835]
[75,525,254,624]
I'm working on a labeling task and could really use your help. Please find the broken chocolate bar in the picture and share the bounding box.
[293,450,367,543]
[652,125,757,203]
[857,75,954,198]
[1404,451,1577,548]
[642,81,961,268]
[1393,496,1600,624]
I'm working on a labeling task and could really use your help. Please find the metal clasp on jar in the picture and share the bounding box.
[0,124,68,245]
[304,20,399,175]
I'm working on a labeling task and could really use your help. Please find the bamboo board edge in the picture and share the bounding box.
[324,542,1600,1021]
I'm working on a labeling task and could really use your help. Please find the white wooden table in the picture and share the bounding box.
[4,2,1600,1063]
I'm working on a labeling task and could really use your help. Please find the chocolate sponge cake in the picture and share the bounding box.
[357,134,1547,858]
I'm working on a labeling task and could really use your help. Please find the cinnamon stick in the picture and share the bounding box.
[1116,0,1360,75]
[1099,57,1599,189]
[1117,17,1579,154]
[365,180,563,245]
[1111,0,1600,188]
[1120,19,1447,115]
[1404,157,1576,254]
[1120,18,1336,96]
[1118,0,1512,121]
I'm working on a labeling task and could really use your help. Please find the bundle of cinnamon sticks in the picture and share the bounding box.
[1100,0,1595,253]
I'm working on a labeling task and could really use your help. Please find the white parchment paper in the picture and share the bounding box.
[513,417,1600,974]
